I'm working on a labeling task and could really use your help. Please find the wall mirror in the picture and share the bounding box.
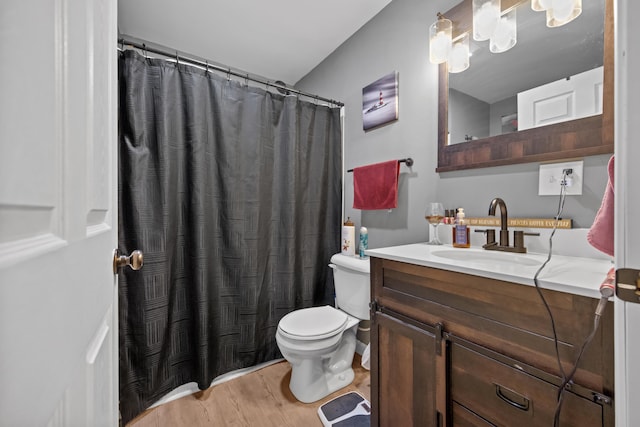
[437,0,613,172]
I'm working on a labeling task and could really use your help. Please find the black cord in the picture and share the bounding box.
[553,304,604,425]
[533,170,610,426]
[533,171,568,376]
[530,171,569,426]
[511,169,610,426]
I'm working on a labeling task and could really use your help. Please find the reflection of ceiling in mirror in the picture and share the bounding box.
[449,0,605,105]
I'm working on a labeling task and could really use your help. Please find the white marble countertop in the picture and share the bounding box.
[365,243,613,299]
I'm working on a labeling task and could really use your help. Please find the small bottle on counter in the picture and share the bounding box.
[342,217,355,256]
[452,208,470,248]
[359,226,368,259]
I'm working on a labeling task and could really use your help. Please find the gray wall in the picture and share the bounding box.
[489,95,517,136]
[449,88,489,144]
[296,0,610,249]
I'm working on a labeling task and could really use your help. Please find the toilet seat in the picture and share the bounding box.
[278,306,348,340]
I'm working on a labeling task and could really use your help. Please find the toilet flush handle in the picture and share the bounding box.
[328,263,336,269]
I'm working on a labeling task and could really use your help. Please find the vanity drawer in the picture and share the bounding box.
[451,402,494,426]
[450,343,603,427]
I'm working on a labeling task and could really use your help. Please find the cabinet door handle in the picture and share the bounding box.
[494,384,530,411]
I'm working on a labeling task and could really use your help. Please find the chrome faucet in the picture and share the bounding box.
[488,197,509,247]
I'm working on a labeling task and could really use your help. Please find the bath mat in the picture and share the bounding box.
[317,391,370,427]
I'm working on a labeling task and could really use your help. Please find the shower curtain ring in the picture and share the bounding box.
[142,43,147,58]
[227,69,231,81]
[205,61,209,74]
[175,51,179,65]
[245,74,249,86]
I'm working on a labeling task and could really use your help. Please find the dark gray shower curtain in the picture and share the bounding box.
[117,50,342,424]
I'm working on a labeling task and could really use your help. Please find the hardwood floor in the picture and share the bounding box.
[126,355,371,427]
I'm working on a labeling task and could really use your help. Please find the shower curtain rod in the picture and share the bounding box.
[117,36,344,107]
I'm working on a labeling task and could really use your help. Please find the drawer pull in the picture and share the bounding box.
[495,384,530,411]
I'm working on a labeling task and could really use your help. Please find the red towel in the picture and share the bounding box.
[353,160,400,210]
[587,155,614,257]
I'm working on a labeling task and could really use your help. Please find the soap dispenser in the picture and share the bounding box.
[452,208,470,248]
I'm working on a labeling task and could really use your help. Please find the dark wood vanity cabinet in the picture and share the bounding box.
[372,310,439,425]
[369,257,615,427]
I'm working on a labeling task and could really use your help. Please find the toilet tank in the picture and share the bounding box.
[329,253,371,320]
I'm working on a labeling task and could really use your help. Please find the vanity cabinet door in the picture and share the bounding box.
[450,341,606,427]
[371,310,440,427]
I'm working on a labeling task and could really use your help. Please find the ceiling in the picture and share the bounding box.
[118,0,393,85]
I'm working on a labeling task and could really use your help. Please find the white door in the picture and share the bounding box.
[615,0,640,425]
[517,66,604,130]
[0,0,119,426]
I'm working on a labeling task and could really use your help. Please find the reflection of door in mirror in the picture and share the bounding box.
[447,0,604,145]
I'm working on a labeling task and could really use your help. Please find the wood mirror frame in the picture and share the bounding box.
[436,0,614,172]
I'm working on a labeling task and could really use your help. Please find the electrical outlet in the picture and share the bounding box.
[538,160,584,196]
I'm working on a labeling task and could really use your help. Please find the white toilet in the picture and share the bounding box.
[275,253,371,403]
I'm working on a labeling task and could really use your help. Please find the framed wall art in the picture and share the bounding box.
[362,71,399,131]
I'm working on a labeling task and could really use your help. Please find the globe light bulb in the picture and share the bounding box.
[448,34,470,73]
[552,0,575,21]
[532,0,552,11]
[429,18,452,64]
[490,9,517,53]
[546,0,582,27]
[473,0,501,41]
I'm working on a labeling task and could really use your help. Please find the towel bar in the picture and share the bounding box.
[347,157,413,173]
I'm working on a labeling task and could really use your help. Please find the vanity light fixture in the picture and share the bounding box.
[531,0,552,11]
[531,0,582,27]
[429,14,470,73]
[430,0,582,74]
[490,8,517,53]
[448,33,471,73]
[547,0,582,27]
[429,14,452,64]
[473,0,517,54]
[473,0,501,41]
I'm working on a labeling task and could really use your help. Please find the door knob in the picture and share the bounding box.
[113,249,144,274]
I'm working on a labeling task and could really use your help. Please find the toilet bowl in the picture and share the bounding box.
[276,253,370,403]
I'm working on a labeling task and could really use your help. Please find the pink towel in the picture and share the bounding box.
[353,160,400,210]
[587,155,615,257]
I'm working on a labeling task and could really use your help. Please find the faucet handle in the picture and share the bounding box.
[513,231,540,251]
[475,229,496,245]
[514,231,524,249]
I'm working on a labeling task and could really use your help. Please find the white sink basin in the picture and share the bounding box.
[432,249,542,267]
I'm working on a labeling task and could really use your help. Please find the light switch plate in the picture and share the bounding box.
[538,160,584,196]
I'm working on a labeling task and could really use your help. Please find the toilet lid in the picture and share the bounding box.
[279,306,348,339]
